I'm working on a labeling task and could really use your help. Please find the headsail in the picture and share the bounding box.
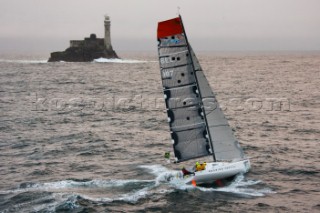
[191,49,245,161]
[157,16,245,162]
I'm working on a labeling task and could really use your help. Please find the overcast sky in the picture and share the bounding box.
[0,0,319,53]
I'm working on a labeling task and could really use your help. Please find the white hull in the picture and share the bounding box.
[181,159,251,185]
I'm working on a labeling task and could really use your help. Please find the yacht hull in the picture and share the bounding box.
[182,159,251,185]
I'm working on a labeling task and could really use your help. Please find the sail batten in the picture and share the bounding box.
[157,16,245,163]
[160,63,192,70]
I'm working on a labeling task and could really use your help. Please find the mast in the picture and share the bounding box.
[157,16,221,163]
[157,15,245,163]
[178,15,216,162]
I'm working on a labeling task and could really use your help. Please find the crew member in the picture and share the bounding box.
[195,162,207,171]
[181,167,193,176]
[195,162,202,171]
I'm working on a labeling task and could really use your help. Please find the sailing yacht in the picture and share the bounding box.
[157,16,250,186]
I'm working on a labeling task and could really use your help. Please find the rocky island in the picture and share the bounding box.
[48,15,118,62]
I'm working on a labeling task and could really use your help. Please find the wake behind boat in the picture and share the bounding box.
[157,15,251,186]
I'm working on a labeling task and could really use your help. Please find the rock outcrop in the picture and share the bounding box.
[48,34,118,62]
[48,15,118,62]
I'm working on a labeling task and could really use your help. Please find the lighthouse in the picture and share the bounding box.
[104,15,112,50]
[48,15,119,62]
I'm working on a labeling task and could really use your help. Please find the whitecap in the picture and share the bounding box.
[139,164,275,197]
[93,57,148,63]
[0,164,274,207]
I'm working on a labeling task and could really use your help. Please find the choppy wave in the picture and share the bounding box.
[0,52,318,212]
[93,57,149,63]
[0,179,156,212]
[140,165,274,197]
[14,179,152,191]
[0,164,273,212]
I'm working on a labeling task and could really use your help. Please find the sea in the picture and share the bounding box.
[0,52,319,212]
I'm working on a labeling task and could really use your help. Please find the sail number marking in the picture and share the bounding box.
[160,57,172,64]
[162,69,174,79]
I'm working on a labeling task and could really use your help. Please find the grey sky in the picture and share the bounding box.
[0,0,319,53]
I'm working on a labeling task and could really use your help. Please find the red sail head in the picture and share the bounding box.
[157,17,183,39]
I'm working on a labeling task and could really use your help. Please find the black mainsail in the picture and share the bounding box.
[157,16,245,163]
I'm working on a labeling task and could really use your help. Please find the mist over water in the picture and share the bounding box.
[0,52,319,212]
